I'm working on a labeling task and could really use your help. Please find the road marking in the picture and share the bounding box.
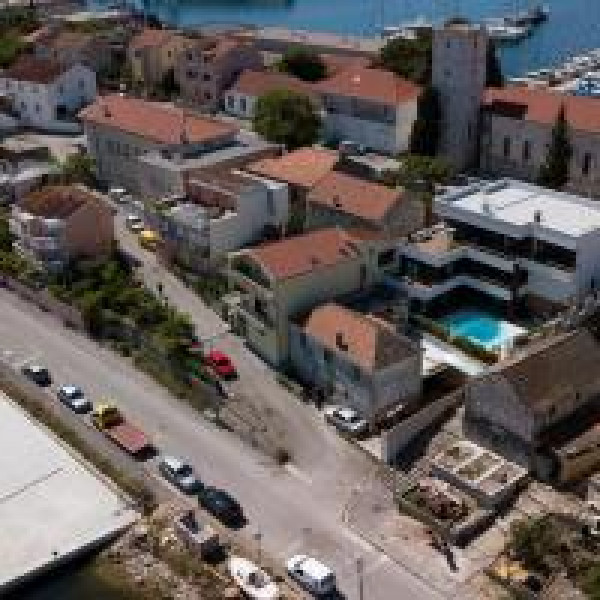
[284,463,313,486]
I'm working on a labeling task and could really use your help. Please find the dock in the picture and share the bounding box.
[0,393,137,594]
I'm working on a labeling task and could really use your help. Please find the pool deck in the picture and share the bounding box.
[422,333,487,377]
[0,393,137,594]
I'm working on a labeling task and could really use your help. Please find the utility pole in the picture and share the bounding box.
[356,557,364,600]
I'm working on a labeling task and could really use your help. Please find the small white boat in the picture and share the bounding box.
[485,20,531,43]
[228,556,280,600]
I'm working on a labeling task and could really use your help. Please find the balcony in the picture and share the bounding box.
[230,258,271,291]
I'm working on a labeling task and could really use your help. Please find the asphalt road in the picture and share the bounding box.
[0,240,444,600]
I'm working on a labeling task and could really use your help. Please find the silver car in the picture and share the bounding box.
[324,406,368,437]
[158,456,201,494]
[57,385,91,413]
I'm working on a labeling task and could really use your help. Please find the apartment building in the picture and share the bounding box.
[224,69,317,119]
[314,66,421,155]
[157,169,288,271]
[10,185,113,270]
[464,327,600,479]
[80,94,239,195]
[290,303,422,423]
[0,56,96,132]
[480,87,600,197]
[227,227,394,366]
[397,179,600,313]
[305,170,424,238]
[178,37,262,113]
[127,28,188,89]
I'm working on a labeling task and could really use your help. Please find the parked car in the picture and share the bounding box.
[324,406,368,437]
[125,214,144,233]
[199,486,244,527]
[21,364,51,386]
[57,385,91,413]
[159,456,201,494]
[286,555,337,597]
[205,350,236,380]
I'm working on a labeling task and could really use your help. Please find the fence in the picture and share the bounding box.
[381,389,463,464]
[3,276,85,330]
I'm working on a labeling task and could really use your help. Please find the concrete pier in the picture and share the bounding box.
[0,393,137,593]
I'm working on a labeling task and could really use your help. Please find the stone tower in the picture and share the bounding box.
[432,20,488,172]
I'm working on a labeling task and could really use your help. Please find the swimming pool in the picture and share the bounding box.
[441,309,526,350]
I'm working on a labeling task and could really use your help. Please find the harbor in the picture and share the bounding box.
[0,392,137,595]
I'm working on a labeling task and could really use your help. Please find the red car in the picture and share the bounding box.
[206,349,236,379]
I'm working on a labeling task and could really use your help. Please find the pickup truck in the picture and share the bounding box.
[91,403,151,456]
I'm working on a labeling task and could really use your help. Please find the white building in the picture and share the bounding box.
[397,179,600,311]
[158,169,288,270]
[314,66,421,155]
[0,56,96,132]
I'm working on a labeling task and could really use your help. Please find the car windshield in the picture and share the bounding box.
[66,388,82,399]
[175,464,193,477]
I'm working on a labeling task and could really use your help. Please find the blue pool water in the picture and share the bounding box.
[441,309,524,350]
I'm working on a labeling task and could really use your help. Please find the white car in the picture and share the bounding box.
[324,406,368,437]
[158,456,201,494]
[286,555,336,596]
[57,385,92,413]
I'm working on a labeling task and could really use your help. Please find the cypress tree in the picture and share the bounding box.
[538,104,572,190]
[409,85,442,157]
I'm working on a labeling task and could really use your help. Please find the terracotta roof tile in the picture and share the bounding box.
[20,185,98,219]
[315,66,421,105]
[247,228,360,280]
[303,303,417,371]
[307,171,401,222]
[229,69,316,99]
[483,87,600,135]
[79,94,238,145]
[129,28,180,51]
[3,55,67,84]
[246,146,339,188]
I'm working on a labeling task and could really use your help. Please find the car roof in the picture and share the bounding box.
[27,364,46,372]
[161,455,187,471]
[293,556,333,579]
[334,406,358,420]
[60,385,80,393]
[208,349,229,360]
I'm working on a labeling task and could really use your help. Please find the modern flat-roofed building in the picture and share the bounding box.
[398,179,600,313]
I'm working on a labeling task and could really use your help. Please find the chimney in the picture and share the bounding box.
[336,331,348,351]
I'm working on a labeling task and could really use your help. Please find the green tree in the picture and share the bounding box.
[253,89,321,150]
[486,40,503,88]
[376,33,432,84]
[409,85,442,156]
[278,46,327,82]
[60,153,96,187]
[0,32,24,68]
[538,104,572,190]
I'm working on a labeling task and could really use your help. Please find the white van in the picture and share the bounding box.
[286,555,336,596]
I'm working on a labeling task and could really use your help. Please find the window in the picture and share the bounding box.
[167,51,172,58]
[446,40,451,49]
[240,97,247,112]
[266,189,275,216]
[187,52,193,61]
[35,103,40,112]
[583,152,592,176]
[58,84,64,94]
[78,79,85,89]
[186,70,197,79]
[204,92,211,100]
[378,249,395,267]
[503,136,511,159]
[227,95,234,109]
[134,50,141,58]
[467,122,472,141]
[202,73,211,81]
[523,140,531,163]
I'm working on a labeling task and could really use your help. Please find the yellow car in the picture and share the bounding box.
[138,229,159,251]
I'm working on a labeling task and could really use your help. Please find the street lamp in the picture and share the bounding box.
[356,557,364,600]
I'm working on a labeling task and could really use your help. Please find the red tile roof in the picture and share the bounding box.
[129,27,180,51]
[3,55,67,84]
[246,146,339,189]
[247,228,361,280]
[79,94,238,145]
[229,69,316,99]
[303,303,416,371]
[308,171,401,222]
[21,185,99,219]
[315,66,421,105]
[483,87,600,135]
